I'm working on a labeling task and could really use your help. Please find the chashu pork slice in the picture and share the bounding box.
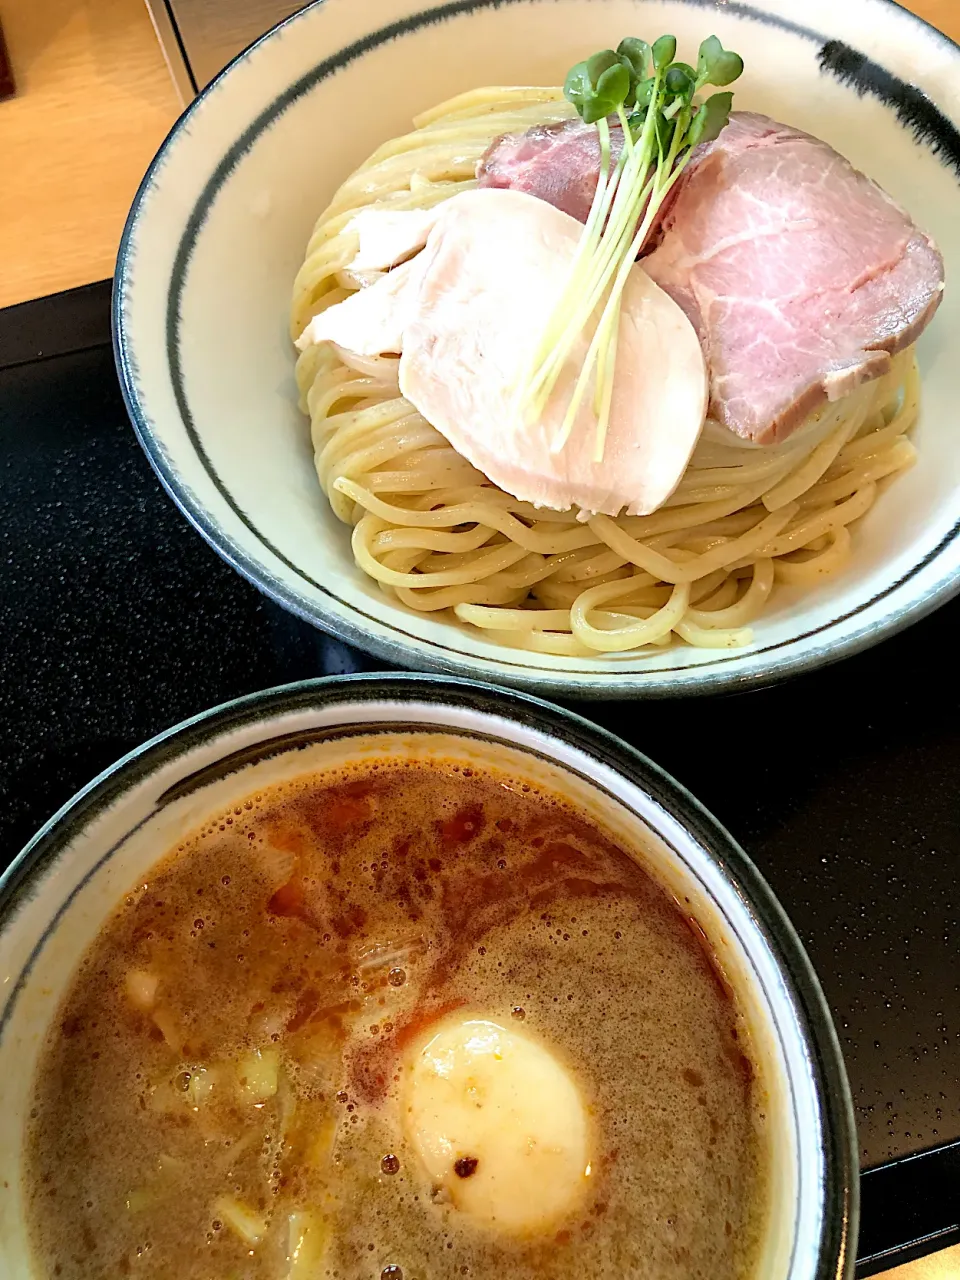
[642,112,944,443]
[478,118,626,224]
[478,112,945,445]
[298,187,708,516]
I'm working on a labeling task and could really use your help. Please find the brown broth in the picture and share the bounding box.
[25,758,770,1279]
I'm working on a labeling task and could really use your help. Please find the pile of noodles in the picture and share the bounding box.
[291,87,919,657]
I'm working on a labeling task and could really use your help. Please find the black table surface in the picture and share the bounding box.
[3,283,960,1275]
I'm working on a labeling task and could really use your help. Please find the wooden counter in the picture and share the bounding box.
[0,0,181,310]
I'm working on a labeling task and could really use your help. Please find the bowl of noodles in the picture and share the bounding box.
[114,0,960,697]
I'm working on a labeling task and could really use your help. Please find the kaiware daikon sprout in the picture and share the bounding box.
[520,33,743,460]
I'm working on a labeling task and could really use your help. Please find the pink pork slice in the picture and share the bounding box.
[478,111,945,444]
[478,118,626,223]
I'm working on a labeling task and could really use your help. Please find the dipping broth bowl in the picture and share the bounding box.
[0,675,854,1276]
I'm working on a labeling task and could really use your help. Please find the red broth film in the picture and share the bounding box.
[25,755,770,1279]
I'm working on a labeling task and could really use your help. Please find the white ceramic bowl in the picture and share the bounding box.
[0,675,855,1277]
[114,0,960,698]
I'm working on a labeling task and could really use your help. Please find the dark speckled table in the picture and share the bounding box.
[2,282,960,1275]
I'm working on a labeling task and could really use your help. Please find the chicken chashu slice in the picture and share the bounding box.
[298,187,708,517]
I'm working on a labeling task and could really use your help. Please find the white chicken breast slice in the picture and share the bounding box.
[346,205,444,278]
[299,188,708,516]
[296,254,425,357]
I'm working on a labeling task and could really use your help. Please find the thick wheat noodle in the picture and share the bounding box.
[291,85,922,655]
[774,527,853,585]
[761,399,870,510]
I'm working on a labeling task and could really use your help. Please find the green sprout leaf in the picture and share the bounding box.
[594,61,631,116]
[564,49,632,123]
[616,37,651,88]
[665,63,695,100]
[633,76,656,110]
[563,60,593,114]
[696,35,744,88]
[654,111,677,154]
[652,34,677,71]
[585,49,622,83]
[669,60,697,83]
[687,90,734,147]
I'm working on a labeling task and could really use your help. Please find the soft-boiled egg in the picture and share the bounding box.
[401,1015,591,1233]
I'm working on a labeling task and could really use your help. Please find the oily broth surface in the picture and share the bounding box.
[26,759,768,1279]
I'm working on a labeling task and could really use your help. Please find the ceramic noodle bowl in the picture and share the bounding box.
[114,0,960,697]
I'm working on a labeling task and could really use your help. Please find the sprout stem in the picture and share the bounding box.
[523,34,743,464]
